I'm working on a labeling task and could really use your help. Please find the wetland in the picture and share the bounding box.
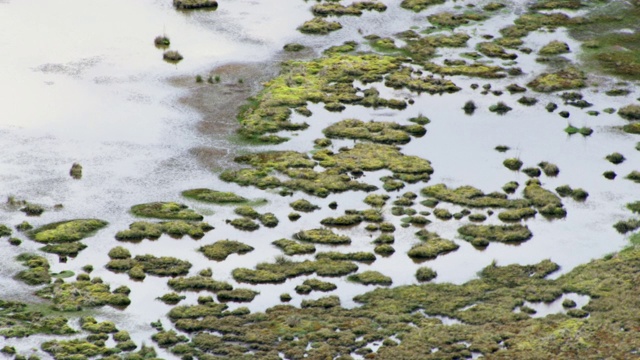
[1,0,640,358]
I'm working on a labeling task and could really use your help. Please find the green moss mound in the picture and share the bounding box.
[182,188,248,204]
[323,119,425,144]
[29,219,108,244]
[527,67,586,92]
[15,253,51,286]
[408,230,459,260]
[199,240,254,261]
[294,228,351,245]
[168,276,233,292]
[272,239,316,255]
[458,224,533,245]
[421,183,529,208]
[131,202,203,221]
[115,221,212,241]
[348,270,392,285]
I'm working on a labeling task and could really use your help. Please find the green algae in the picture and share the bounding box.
[199,240,254,261]
[115,220,212,241]
[348,270,392,286]
[29,219,108,243]
[181,188,248,204]
[131,202,203,221]
[272,238,316,255]
[323,119,424,144]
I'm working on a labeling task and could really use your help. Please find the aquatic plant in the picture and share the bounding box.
[182,188,248,203]
[348,270,392,285]
[298,17,342,34]
[294,228,351,244]
[131,202,203,221]
[458,224,532,244]
[29,219,107,243]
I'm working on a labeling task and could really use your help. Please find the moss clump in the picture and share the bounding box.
[15,221,32,232]
[522,167,542,177]
[424,62,510,79]
[320,214,362,227]
[623,122,640,134]
[316,252,376,263]
[158,292,186,305]
[108,246,131,259]
[20,203,44,216]
[80,316,118,333]
[182,188,248,204]
[518,96,538,106]
[199,240,254,261]
[427,12,487,29]
[555,185,588,201]
[290,199,320,212]
[299,17,342,34]
[173,0,218,9]
[385,66,461,93]
[115,220,212,241]
[323,119,424,144]
[400,0,445,12]
[489,101,513,114]
[29,219,107,243]
[259,213,279,228]
[603,171,617,180]
[524,182,566,218]
[539,161,560,176]
[605,152,626,165]
[283,43,305,52]
[15,253,51,286]
[348,270,392,286]
[409,230,459,260]
[217,289,259,302]
[613,218,640,234]
[69,163,82,179]
[539,40,570,55]
[39,242,87,257]
[272,239,316,255]
[422,183,529,209]
[234,206,260,219]
[416,267,437,282]
[498,208,537,222]
[131,202,203,220]
[229,217,260,231]
[296,279,337,294]
[527,67,586,92]
[35,276,130,311]
[483,2,506,10]
[374,244,395,255]
[477,42,517,60]
[502,181,519,194]
[432,208,451,220]
[163,50,183,62]
[154,35,170,47]
[233,258,358,284]
[106,253,192,279]
[168,276,233,292]
[459,224,532,244]
[312,2,386,17]
[294,228,351,245]
[618,105,640,120]
[503,158,523,171]
[364,194,389,207]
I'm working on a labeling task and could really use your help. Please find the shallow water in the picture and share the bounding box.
[1,0,639,357]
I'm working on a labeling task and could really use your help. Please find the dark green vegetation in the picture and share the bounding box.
[415,266,437,282]
[290,199,320,212]
[182,188,248,204]
[299,17,342,34]
[348,270,392,286]
[0,299,76,338]
[115,221,213,241]
[36,275,131,311]
[312,1,386,17]
[168,276,232,293]
[527,67,586,92]
[15,253,51,285]
[131,202,203,220]
[294,228,351,244]
[524,182,567,218]
[556,185,589,201]
[232,257,359,284]
[69,162,82,179]
[272,239,316,255]
[199,240,254,261]
[29,219,107,243]
[163,50,183,62]
[422,183,530,208]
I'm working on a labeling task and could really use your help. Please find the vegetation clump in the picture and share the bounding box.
[427,12,487,29]
[131,202,203,221]
[348,271,392,285]
[36,275,130,311]
[459,224,532,245]
[168,276,233,293]
[115,220,212,241]
[503,158,523,170]
[498,208,537,222]
[527,67,586,92]
[217,289,259,302]
[272,239,316,255]
[15,253,51,285]
[228,217,260,231]
[294,228,351,244]
[106,252,192,280]
[323,119,424,144]
[199,240,254,261]
[316,251,376,262]
[296,279,337,294]
[154,35,170,47]
[182,188,248,204]
[400,0,445,12]
[408,230,459,259]
[524,182,566,218]
[555,185,588,201]
[539,40,570,55]
[416,267,437,282]
[163,50,183,62]
[539,161,559,176]
[232,258,358,284]
[29,219,107,243]
[618,105,640,120]
[290,199,320,212]
[173,0,218,9]
[422,183,529,208]
[158,292,186,305]
[283,43,305,52]
[299,17,342,34]
[70,163,82,179]
[489,101,513,114]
